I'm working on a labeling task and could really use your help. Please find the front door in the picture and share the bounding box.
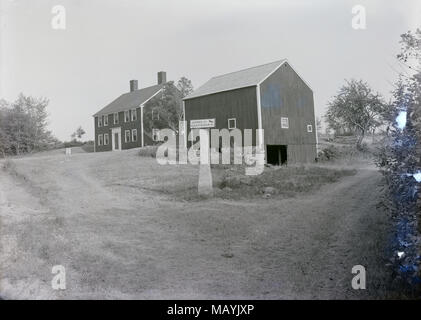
[114,133,119,150]
[111,127,121,151]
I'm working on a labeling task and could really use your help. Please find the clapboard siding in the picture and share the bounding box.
[94,109,142,152]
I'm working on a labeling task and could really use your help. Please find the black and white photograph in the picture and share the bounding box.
[0,0,421,308]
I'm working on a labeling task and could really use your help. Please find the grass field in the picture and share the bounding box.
[0,147,391,299]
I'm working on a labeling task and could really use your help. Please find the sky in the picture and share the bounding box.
[1,0,420,141]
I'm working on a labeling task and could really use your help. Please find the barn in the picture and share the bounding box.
[183,60,317,165]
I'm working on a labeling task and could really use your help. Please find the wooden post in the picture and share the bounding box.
[198,128,213,196]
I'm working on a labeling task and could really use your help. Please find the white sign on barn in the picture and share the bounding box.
[190,119,215,129]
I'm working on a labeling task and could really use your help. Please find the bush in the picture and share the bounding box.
[357,142,368,152]
[63,140,84,148]
[318,145,340,161]
[138,146,158,158]
[2,158,15,172]
[0,94,58,156]
[373,28,421,296]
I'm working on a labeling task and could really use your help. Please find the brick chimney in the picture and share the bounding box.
[157,71,166,85]
[129,80,138,92]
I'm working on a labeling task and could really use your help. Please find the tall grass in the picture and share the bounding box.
[217,165,356,199]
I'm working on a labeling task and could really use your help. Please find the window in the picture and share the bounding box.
[125,130,131,143]
[124,110,130,122]
[104,133,109,145]
[228,118,236,129]
[131,109,137,121]
[103,115,108,126]
[281,117,289,129]
[98,134,103,146]
[152,109,159,120]
[307,124,313,133]
[114,112,119,124]
[98,116,103,127]
[132,129,137,142]
[152,128,160,142]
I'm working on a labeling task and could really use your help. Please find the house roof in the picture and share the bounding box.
[184,59,287,100]
[93,83,164,116]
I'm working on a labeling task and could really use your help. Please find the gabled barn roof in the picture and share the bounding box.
[93,84,164,116]
[184,59,288,100]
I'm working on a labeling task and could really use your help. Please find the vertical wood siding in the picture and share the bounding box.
[287,144,317,163]
[185,86,258,147]
[260,62,317,162]
[183,63,317,163]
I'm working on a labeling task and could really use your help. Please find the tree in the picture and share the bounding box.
[375,29,421,294]
[316,117,322,131]
[71,126,86,141]
[176,76,194,98]
[0,94,56,156]
[0,113,11,157]
[13,94,51,151]
[325,79,388,149]
[316,117,322,137]
[145,81,183,134]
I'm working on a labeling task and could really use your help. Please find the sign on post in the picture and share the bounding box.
[190,119,215,129]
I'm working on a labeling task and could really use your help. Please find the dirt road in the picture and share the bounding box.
[0,151,390,299]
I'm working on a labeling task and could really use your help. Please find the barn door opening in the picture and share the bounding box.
[266,145,287,165]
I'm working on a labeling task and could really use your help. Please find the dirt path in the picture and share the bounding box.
[0,154,390,299]
[152,166,389,299]
[243,167,390,299]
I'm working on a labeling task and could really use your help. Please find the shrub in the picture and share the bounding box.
[138,146,158,158]
[2,158,15,172]
[318,145,340,161]
[63,140,84,148]
[374,29,421,296]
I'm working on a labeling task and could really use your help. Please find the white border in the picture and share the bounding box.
[141,106,144,147]
[281,117,289,129]
[227,118,237,129]
[256,85,263,148]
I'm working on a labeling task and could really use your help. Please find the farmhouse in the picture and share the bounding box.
[93,71,170,152]
[184,60,317,165]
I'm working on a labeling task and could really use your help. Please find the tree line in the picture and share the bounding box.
[0,77,194,157]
